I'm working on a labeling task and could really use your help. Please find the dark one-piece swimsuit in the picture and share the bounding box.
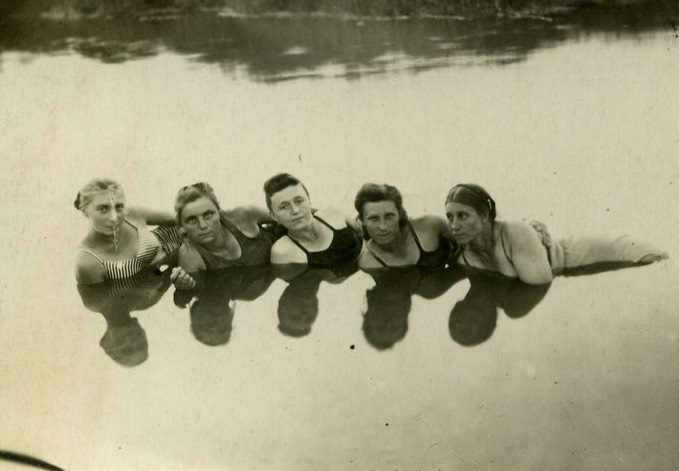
[367,221,451,270]
[191,217,273,268]
[286,214,363,269]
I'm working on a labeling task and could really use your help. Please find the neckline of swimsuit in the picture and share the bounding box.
[79,219,146,264]
[367,220,424,269]
[287,214,338,256]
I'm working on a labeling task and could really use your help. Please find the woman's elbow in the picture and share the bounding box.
[520,271,553,285]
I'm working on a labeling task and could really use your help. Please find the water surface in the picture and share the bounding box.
[1,5,678,470]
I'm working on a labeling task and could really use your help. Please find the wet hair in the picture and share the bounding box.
[189,299,234,346]
[174,182,221,222]
[362,282,411,350]
[74,178,123,211]
[99,317,148,367]
[445,183,497,223]
[354,183,408,238]
[263,173,309,211]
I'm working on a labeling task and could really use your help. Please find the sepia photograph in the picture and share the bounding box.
[0,0,677,469]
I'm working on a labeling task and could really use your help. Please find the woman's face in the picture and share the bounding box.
[84,190,126,236]
[445,201,485,244]
[361,201,401,246]
[179,196,221,244]
[269,183,313,231]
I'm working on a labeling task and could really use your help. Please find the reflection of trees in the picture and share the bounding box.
[1,2,674,80]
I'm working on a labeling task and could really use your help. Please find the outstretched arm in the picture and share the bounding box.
[504,221,554,284]
[127,206,176,226]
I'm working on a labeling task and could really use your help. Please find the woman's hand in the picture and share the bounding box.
[527,219,553,248]
[171,267,196,290]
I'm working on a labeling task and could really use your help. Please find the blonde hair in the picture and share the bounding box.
[174,182,221,222]
[74,178,124,211]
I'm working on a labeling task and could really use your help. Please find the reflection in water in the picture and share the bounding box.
[77,266,173,366]
[276,263,358,337]
[449,272,550,346]
[174,266,276,346]
[0,2,675,81]
[363,266,466,349]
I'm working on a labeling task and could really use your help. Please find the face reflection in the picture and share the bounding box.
[445,201,485,244]
[362,201,401,246]
[85,190,126,236]
[269,184,313,231]
[180,196,221,244]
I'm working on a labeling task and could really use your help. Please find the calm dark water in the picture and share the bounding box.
[1,3,678,470]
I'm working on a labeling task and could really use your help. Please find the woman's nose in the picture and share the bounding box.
[290,204,300,215]
[197,217,208,229]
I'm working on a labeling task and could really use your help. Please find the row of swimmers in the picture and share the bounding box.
[79,262,553,366]
[75,173,668,287]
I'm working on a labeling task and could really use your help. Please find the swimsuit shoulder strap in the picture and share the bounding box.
[407,220,425,252]
[500,224,516,269]
[313,214,337,231]
[366,243,390,268]
[286,235,311,256]
[78,248,105,264]
[460,249,472,267]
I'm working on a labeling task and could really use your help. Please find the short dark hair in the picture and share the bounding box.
[445,183,496,223]
[263,173,310,211]
[354,183,408,226]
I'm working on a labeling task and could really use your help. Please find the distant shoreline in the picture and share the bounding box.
[1,0,655,22]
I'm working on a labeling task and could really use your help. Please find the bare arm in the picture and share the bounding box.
[127,206,176,226]
[75,251,106,285]
[504,221,554,284]
[172,244,205,290]
[178,243,206,273]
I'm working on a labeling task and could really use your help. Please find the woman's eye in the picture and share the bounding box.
[204,212,214,220]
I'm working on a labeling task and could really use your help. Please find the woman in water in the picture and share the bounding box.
[75,178,182,285]
[264,173,363,267]
[444,183,668,284]
[354,183,453,270]
[171,182,274,289]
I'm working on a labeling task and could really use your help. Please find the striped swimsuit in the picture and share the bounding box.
[80,220,181,281]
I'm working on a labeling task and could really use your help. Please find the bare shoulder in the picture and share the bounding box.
[75,250,106,284]
[502,220,547,258]
[358,246,382,270]
[412,214,448,231]
[503,220,541,244]
[315,207,350,229]
[271,236,308,264]
[223,206,269,236]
